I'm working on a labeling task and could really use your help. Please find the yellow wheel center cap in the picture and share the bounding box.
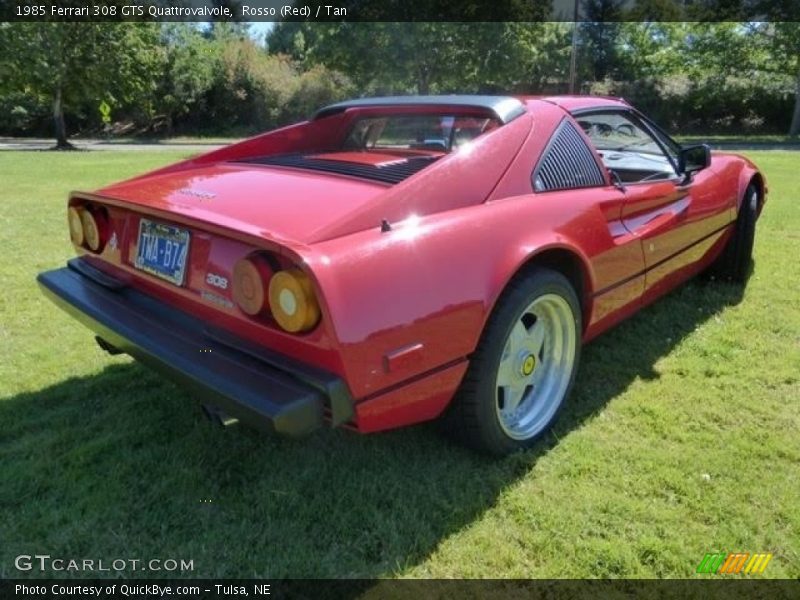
[521,354,536,376]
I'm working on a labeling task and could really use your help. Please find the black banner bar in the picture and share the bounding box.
[2,579,800,600]
[2,0,800,23]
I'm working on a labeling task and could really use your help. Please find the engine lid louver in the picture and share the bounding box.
[235,154,439,185]
[533,121,606,192]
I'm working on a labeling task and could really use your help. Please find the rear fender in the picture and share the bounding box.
[303,197,596,400]
[484,240,594,338]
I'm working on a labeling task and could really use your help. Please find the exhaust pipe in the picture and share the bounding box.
[95,336,123,355]
[201,404,239,428]
[94,336,239,428]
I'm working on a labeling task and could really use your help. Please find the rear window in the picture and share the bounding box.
[343,115,498,152]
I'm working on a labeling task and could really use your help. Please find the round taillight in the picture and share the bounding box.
[80,208,107,252]
[268,269,320,333]
[68,207,85,246]
[232,255,273,316]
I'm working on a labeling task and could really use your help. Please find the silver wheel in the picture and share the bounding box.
[494,293,577,440]
[443,267,581,455]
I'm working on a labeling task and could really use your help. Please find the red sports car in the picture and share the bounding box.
[38,95,765,455]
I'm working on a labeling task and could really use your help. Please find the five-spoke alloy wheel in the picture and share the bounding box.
[495,292,577,441]
[444,267,581,455]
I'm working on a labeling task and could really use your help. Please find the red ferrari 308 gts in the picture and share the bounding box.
[38,95,765,455]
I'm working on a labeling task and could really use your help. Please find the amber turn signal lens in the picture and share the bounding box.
[268,269,320,333]
[232,255,273,316]
[68,207,85,246]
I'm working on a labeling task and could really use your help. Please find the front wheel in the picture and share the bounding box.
[710,183,759,282]
[443,267,581,456]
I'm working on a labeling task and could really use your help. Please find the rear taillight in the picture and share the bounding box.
[232,254,274,316]
[81,209,107,251]
[232,253,321,333]
[68,203,108,253]
[268,269,320,333]
[67,207,85,246]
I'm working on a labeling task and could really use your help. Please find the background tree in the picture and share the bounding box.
[266,22,572,95]
[674,22,800,136]
[579,1,625,82]
[269,23,465,94]
[155,24,219,134]
[455,23,572,93]
[0,22,162,148]
[751,23,800,136]
[2,21,799,140]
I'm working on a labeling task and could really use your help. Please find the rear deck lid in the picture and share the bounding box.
[98,162,388,244]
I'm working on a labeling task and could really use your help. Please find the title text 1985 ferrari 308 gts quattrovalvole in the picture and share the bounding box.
[38,95,765,455]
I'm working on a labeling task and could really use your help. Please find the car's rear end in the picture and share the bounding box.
[40,189,360,435]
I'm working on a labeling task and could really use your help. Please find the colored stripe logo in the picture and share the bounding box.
[696,552,773,574]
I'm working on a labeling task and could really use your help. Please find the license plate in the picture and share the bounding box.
[134,219,190,286]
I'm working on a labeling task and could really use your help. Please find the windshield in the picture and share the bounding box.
[343,115,499,153]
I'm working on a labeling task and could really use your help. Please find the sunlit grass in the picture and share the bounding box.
[0,150,797,579]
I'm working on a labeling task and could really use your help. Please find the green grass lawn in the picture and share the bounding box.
[676,134,800,145]
[0,150,798,579]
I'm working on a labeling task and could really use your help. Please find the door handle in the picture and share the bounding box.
[623,196,690,237]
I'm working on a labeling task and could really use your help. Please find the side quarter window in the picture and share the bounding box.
[533,120,607,192]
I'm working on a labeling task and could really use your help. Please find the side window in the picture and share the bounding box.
[575,111,678,183]
[641,116,681,165]
[533,120,606,192]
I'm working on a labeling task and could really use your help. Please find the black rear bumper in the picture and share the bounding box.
[37,259,353,436]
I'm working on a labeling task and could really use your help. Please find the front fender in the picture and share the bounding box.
[712,152,766,215]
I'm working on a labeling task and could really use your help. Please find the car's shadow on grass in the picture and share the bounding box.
[0,278,746,579]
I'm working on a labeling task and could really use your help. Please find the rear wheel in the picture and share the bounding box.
[443,268,581,456]
[711,183,759,282]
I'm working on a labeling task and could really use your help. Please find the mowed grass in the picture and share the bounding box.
[0,150,798,579]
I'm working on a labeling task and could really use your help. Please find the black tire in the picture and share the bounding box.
[710,183,759,282]
[442,267,582,456]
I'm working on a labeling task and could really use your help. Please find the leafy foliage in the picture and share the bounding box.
[0,21,799,140]
[154,24,219,133]
[0,22,162,146]
[266,22,572,95]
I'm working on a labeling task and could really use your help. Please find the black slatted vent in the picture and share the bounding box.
[533,121,605,192]
[235,154,439,185]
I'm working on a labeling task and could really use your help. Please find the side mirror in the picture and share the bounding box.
[678,144,711,175]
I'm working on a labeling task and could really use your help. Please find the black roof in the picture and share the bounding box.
[313,95,526,124]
